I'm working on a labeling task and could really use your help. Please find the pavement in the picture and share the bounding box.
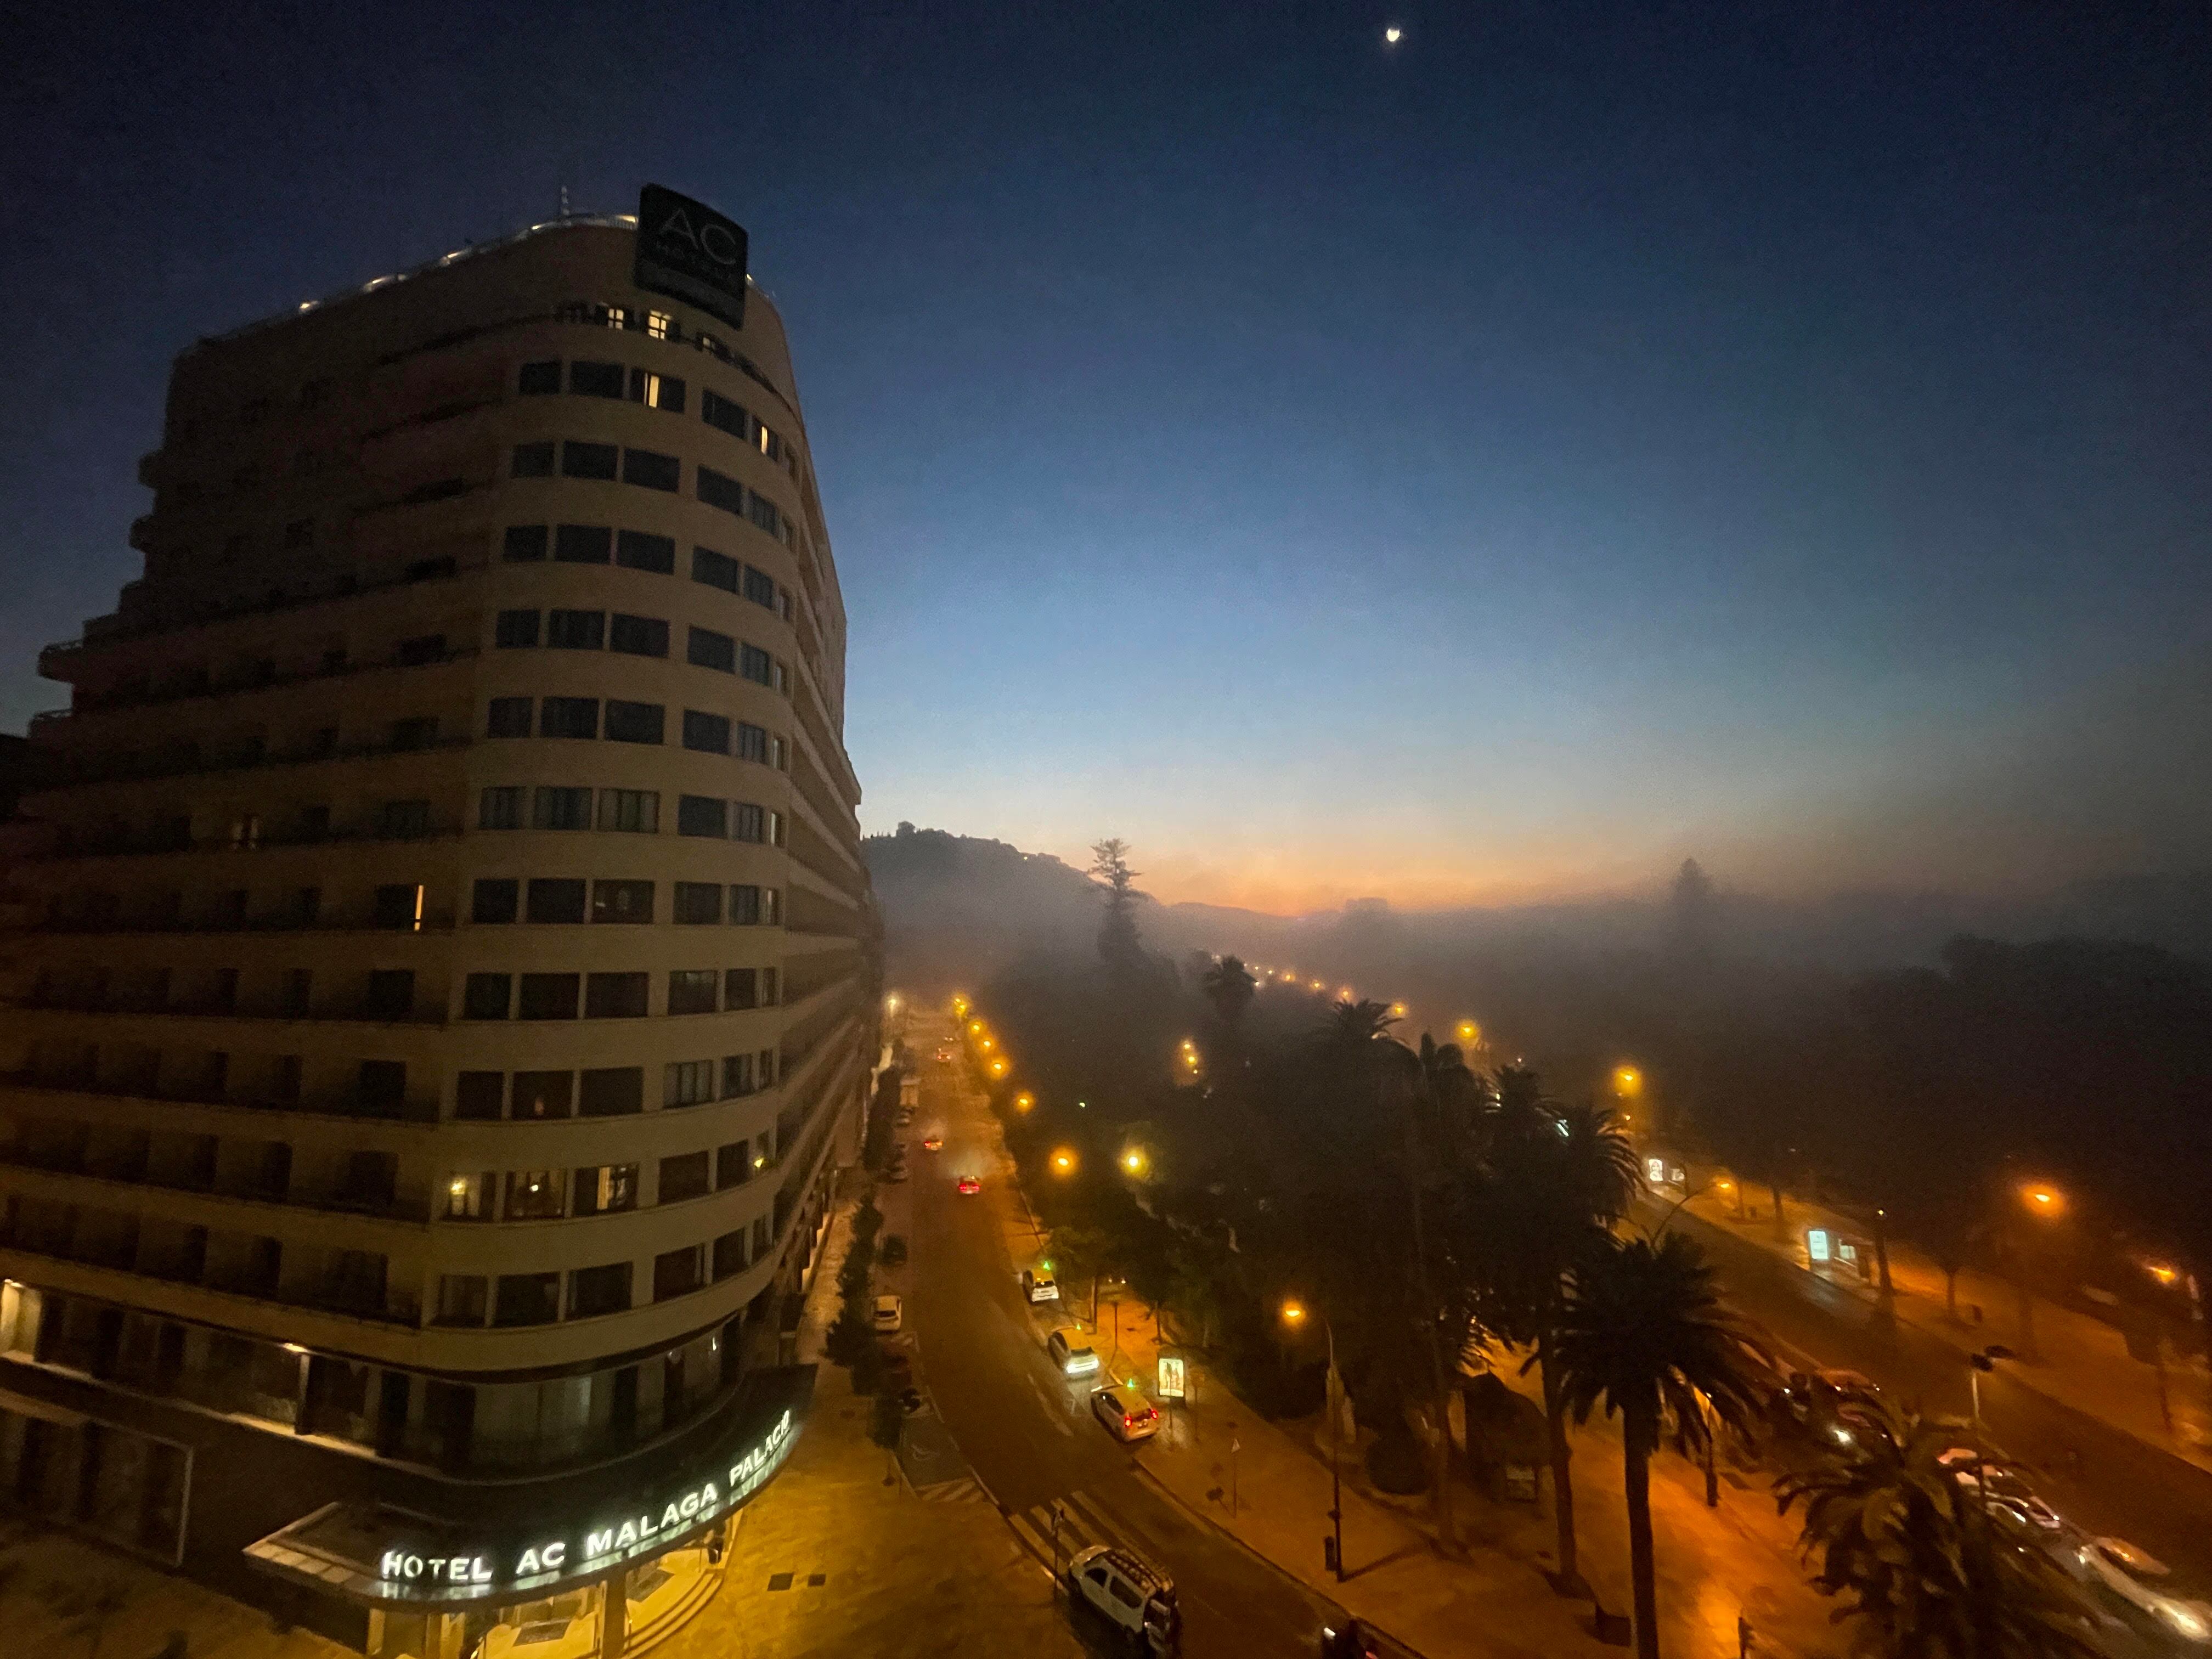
[905,1011,1861,1658]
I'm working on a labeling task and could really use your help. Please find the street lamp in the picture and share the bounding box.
[1454,1019,1481,1047]
[2010,1181,2066,1359]
[1281,1299,1345,1581]
[1121,1147,1149,1177]
[1968,1344,2016,1430]
[1050,1149,1077,1177]
[1014,1091,1035,1113]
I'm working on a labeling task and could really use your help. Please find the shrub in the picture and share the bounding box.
[1367,1420,1430,1494]
[870,1390,902,1447]
[825,1300,874,1367]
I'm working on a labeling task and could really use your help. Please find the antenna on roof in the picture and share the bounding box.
[558,183,571,218]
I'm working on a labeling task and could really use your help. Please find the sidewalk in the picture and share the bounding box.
[1662,1178,2212,1472]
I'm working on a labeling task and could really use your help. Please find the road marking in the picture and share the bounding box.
[1029,1374,1076,1436]
[913,1476,983,1503]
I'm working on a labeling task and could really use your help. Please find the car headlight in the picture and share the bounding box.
[2153,1600,2212,1644]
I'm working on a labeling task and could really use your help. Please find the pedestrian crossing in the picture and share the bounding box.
[913,1475,984,1504]
[1003,1487,1145,1573]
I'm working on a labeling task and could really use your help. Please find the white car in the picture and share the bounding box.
[1022,1267,1059,1303]
[872,1294,903,1334]
[2071,1537,2212,1647]
[1046,1326,1100,1377]
[1065,1544,1180,1655]
[1091,1381,1161,1443]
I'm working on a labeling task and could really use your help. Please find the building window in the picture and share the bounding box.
[629,366,684,410]
[736,723,769,763]
[546,608,606,650]
[716,1141,753,1189]
[652,1246,703,1302]
[743,566,777,609]
[729,884,761,925]
[609,613,669,657]
[374,883,425,930]
[682,709,731,754]
[677,795,727,838]
[555,523,613,564]
[712,1231,748,1280]
[379,799,431,838]
[511,442,555,478]
[731,802,765,843]
[572,1165,637,1216]
[687,627,736,673]
[456,1071,505,1119]
[623,448,680,492]
[724,968,758,1011]
[747,493,782,539]
[517,973,580,1020]
[505,1170,565,1221]
[739,644,775,686]
[616,529,676,573]
[366,970,415,1020]
[604,701,664,744]
[533,785,593,829]
[561,441,618,481]
[514,1070,575,1119]
[579,1066,643,1116]
[463,973,512,1020]
[645,311,673,341]
[436,1274,488,1326]
[283,969,313,1017]
[585,972,649,1018]
[697,465,746,516]
[691,545,740,593]
[503,524,549,562]
[359,1059,408,1111]
[592,879,653,923]
[487,697,533,738]
[495,610,541,648]
[665,1058,715,1106]
[768,809,785,846]
[570,360,625,398]
[668,970,720,1015]
[721,1053,754,1097]
[568,1262,631,1318]
[494,1273,561,1327]
[518,359,561,395]
[701,388,749,442]
[472,879,519,923]
[674,882,723,924]
[526,878,586,924]
[763,887,782,925]
[658,1151,710,1204]
[597,788,659,832]
[389,715,438,751]
[539,696,600,739]
[446,1171,494,1220]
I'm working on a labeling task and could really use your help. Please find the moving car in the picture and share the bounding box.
[935,1047,952,1064]
[923,1136,944,1152]
[1047,1327,1101,1378]
[1775,1368,1879,1446]
[1934,1449,2063,1533]
[957,1175,981,1195]
[2068,1537,2212,1648]
[1065,1544,1180,1655]
[1091,1381,1162,1443]
[872,1294,903,1334]
[1022,1266,1059,1303]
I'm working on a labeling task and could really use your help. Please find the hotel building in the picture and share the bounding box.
[0,196,879,1658]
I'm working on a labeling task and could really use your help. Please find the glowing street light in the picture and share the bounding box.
[968,1020,983,1036]
[1121,1147,1150,1177]
[1050,1148,1077,1177]
[951,994,970,1017]
[1455,1019,1481,1045]
[1389,1002,1407,1019]
[1279,1299,1307,1327]
[1014,1091,1035,1113]
[989,1059,1007,1077]
[2021,1182,2065,1218]
[1279,1297,1345,1581]
[1613,1066,1642,1095]
[1309,979,1324,991]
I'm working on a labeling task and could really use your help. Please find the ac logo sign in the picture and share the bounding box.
[635,184,748,331]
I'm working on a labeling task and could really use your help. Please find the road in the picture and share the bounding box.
[899,1017,1351,1659]
[1669,1203,2212,1598]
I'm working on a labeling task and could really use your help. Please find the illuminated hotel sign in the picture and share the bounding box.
[634,184,748,332]
[247,1370,815,1609]
[371,1408,794,1600]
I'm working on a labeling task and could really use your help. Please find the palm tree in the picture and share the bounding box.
[1200,955,1258,1038]
[1480,1076,1640,1595]
[1777,1397,2101,1658]
[1316,996,1397,1052]
[1549,1231,1768,1659]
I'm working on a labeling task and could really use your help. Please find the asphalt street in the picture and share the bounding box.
[1664,1203,2212,1598]
[900,1024,1350,1659]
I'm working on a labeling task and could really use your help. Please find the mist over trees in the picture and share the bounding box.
[866,825,2212,1311]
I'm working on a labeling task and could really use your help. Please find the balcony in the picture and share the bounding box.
[0,1071,441,1126]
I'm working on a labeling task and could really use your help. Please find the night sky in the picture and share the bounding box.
[5,3,2208,911]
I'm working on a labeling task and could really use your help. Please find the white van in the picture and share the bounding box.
[1065,1544,1180,1655]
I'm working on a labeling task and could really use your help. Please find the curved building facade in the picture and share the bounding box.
[0,205,879,1655]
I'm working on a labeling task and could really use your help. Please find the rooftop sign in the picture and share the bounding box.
[635,184,748,332]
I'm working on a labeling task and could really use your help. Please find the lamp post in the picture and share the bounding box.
[1282,1300,1345,1581]
[1968,1345,2015,1526]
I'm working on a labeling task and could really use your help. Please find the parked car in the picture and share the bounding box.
[1065,1543,1180,1655]
[923,1136,944,1152]
[1774,1368,1880,1447]
[1934,1449,2064,1533]
[957,1175,981,1195]
[1022,1266,1059,1303]
[1091,1381,1161,1443]
[1047,1327,1101,1377]
[873,1295,903,1334]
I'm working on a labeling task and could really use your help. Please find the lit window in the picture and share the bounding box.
[646,311,672,340]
